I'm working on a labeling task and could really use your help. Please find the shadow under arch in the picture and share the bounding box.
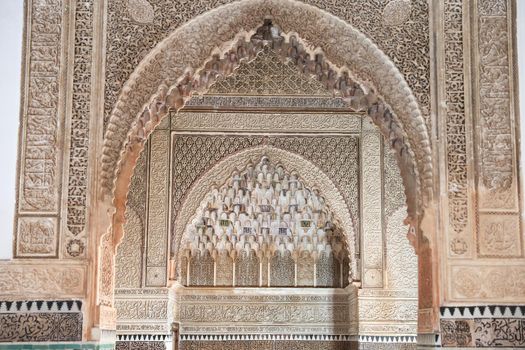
[95,0,438,339]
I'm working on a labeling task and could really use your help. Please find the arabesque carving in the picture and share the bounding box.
[64,0,95,258]
[101,4,432,225]
[18,0,64,213]
[0,264,86,298]
[443,0,471,257]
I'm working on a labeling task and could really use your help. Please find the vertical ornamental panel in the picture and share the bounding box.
[146,130,170,286]
[64,0,95,258]
[475,0,522,258]
[361,121,383,287]
[15,0,67,257]
[443,0,473,258]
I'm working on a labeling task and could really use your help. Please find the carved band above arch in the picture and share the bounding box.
[101,0,432,227]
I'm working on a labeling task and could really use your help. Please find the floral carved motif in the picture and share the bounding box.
[16,217,57,257]
[451,266,525,301]
[361,127,383,288]
[476,0,517,210]
[145,130,170,287]
[64,0,95,258]
[0,264,85,298]
[383,0,412,27]
[443,0,471,257]
[127,0,154,24]
[101,3,431,224]
[19,0,64,213]
[475,0,522,259]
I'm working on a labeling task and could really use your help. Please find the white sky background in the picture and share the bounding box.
[0,3,524,259]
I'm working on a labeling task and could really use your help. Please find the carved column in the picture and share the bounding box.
[145,127,170,287]
[360,119,384,288]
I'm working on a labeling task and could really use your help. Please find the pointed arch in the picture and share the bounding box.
[100,0,433,241]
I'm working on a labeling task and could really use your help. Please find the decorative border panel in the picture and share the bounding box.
[474,0,522,258]
[63,0,95,258]
[145,130,170,286]
[15,0,68,257]
[361,120,383,288]
[440,305,525,347]
[174,288,356,335]
[0,263,86,298]
[0,300,83,343]
[443,0,473,258]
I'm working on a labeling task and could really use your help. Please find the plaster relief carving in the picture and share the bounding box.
[116,299,168,320]
[207,46,331,96]
[181,156,349,288]
[171,145,357,280]
[171,134,360,242]
[451,266,525,301]
[127,0,154,24]
[101,4,432,223]
[383,0,412,27]
[362,129,383,288]
[104,0,430,128]
[19,0,64,213]
[146,130,170,287]
[443,0,471,257]
[116,208,143,288]
[116,140,148,289]
[16,217,57,257]
[171,112,362,134]
[476,0,518,212]
[64,0,95,257]
[478,214,521,257]
[175,289,352,327]
[358,299,418,322]
[0,264,85,298]
[385,207,417,291]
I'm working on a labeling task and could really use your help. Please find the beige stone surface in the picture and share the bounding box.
[2,0,524,348]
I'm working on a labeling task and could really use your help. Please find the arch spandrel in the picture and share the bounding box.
[101,0,433,226]
[171,145,358,280]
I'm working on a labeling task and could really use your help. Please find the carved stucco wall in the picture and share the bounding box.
[104,0,430,128]
[115,90,418,338]
[2,0,525,347]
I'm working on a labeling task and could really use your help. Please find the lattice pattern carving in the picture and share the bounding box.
[316,253,340,288]
[215,250,233,286]
[235,250,259,287]
[297,251,315,287]
[189,251,214,286]
[207,46,331,96]
[270,251,295,287]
